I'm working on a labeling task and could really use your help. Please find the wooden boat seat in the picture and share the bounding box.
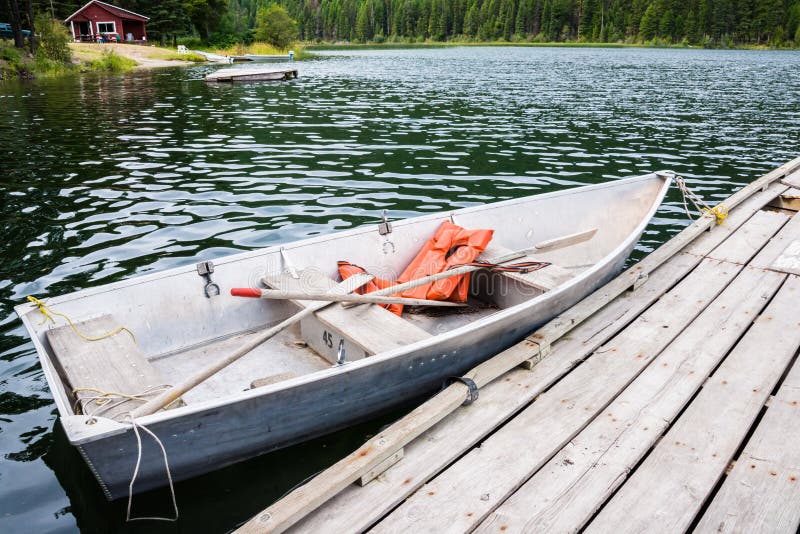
[477,243,577,308]
[46,315,176,421]
[263,270,431,363]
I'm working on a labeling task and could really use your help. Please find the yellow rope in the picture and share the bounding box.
[27,296,136,344]
[674,176,728,226]
[704,204,729,225]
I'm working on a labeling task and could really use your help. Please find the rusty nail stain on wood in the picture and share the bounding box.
[427,491,435,496]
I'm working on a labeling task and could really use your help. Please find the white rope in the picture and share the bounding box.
[126,413,180,522]
[673,174,729,225]
[74,385,173,419]
[674,175,708,220]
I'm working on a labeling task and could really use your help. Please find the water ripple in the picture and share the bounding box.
[1,46,800,532]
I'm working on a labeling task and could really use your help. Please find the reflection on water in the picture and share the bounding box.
[1,46,799,532]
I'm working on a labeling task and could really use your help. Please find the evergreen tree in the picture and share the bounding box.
[638,2,658,39]
[254,2,298,47]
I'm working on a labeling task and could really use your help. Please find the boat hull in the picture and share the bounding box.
[17,173,671,499]
[70,241,629,500]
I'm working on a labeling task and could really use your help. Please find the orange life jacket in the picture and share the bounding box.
[338,221,493,316]
[336,261,404,316]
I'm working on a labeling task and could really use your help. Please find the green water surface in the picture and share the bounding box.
[1,46,799,532]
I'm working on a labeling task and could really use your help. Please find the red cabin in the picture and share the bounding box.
[65,1,149,44]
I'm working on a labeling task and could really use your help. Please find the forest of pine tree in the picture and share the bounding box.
[4,0,800,46]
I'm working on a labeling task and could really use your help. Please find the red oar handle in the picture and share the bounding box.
[230,288,263,298]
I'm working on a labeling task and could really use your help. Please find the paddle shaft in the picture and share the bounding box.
[240,289,467,307]
[130,274,375,418]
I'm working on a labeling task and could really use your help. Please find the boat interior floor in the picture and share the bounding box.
[150,324,330,404]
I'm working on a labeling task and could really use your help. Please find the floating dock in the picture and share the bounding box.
[229,52,294,62]
[243,157,800,533]
[204,67,298,83]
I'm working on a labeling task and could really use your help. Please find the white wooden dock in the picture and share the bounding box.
[241,159,800,533]
[205,67,298,83]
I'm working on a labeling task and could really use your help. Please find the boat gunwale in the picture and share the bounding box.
[15,173,670,443]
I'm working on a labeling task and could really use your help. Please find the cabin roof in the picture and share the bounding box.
[65,0,150,23]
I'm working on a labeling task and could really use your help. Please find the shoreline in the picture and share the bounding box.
[305,40,800,52]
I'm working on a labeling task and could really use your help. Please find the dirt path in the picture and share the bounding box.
[70,43,195,68]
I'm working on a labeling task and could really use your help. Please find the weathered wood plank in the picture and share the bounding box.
[476,265,786,534]
[781,168,800,188]
[695,358,800,534]
[204,67,298,82]
[749,211,800,271]
[585,274,800,534]
[370,259,743,534]
[287,183,790,534]
[291,253,701,533]
[263,270,430,359]
[705,209,790,264]
[46,315,169,421]
[246,163,800,534]
[533,228,597,251]
[768,187,800,211]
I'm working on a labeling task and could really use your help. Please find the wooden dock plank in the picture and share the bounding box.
[695,358,800,534]
[475,265,786,534]
[370,258,744,534]
[204,67,298,82]
[288,184,789,534]
[749,210,800,271]
[705,209,790,264]
[585,274,800,534]
[768,187,800,211]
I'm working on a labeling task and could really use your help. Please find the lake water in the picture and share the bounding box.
[1,46,799,532]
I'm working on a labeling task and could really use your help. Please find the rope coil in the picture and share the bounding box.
[674,175,728,225]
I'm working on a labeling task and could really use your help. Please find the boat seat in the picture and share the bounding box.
[45,315,178,421]
[263,270,431,363]
[476,243,577,308]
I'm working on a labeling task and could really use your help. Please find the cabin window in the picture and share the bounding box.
[97,22,115,34]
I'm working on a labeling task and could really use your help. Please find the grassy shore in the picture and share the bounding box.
[69,43,206,68]
[0,40,207,80]
[205,41,314,60]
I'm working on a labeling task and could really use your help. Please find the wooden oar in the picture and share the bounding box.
[533,227,597,251]
[235,160,800,534]
[130,274,375,418]
[231,288,468,307]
